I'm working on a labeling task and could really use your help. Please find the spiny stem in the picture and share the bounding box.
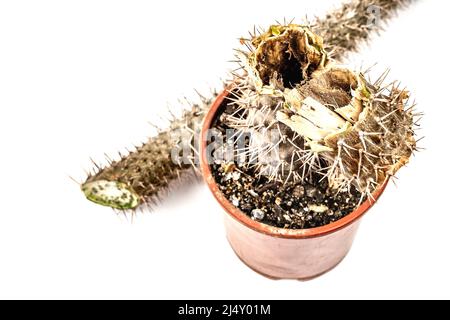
[316,0,416,61]
[82,96,215,210]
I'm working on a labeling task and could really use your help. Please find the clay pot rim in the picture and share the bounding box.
[200,86,388,239]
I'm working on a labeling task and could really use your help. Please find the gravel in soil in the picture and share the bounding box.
[212,162,363,229]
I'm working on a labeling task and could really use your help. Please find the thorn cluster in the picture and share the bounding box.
[223,23,418,200]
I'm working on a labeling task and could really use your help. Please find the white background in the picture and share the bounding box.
[0,0,447,299]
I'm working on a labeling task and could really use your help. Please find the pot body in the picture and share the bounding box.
[224,213,361,280]
[200,87,387,280]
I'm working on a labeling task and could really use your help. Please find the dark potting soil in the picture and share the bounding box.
[211,162,363,229]
[209,100,364,230]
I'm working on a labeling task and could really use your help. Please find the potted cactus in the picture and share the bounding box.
[199,24,418,279]
[78,0,418,280]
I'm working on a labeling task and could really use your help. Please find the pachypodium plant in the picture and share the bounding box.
[223,24,417,202]
[81,0,416,210]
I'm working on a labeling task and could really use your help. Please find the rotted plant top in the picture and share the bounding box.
[222,24,417,199]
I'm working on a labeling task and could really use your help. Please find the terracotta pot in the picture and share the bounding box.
[200,88,389,280]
